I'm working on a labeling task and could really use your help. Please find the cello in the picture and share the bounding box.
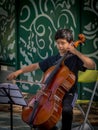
[22,34,85,130]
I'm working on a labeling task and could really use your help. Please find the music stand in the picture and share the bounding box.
[0,83,27,130]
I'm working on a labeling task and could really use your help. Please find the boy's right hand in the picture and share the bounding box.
[7,71,19,81]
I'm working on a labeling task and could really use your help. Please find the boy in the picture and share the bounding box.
[7,29,95,130]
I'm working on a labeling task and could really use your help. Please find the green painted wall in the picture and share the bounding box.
[0,0,16,66]
[78,0,98,101]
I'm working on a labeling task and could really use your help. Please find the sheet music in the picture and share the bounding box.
[0,83,27,106]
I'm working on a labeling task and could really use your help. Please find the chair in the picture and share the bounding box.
[73,70,98,130]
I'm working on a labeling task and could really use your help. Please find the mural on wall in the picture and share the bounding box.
[18,0,80,93]
[82,0,98,66]
[80,0,98,100]
[0,0,16,65]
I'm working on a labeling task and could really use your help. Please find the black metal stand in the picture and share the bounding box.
[2,87,14,130]
[0,83,27,130]
[10,103,13,130]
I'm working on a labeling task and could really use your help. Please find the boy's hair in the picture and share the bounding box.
[55,29,73,42]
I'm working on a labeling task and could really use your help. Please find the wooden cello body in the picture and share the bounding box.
[22,65,75,129]
[21,34,85,130]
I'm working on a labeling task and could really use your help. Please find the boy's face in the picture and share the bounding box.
[56,38,70,56]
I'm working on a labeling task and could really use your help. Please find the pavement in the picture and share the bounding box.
[0,111,30,130]
[0,111,98,130]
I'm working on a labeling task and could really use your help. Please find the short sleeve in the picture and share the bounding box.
[39,56,56,72]
[39,54,61,72]
[39,58,51,72]
[77,58,87,72]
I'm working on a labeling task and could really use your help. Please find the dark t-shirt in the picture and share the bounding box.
[39,53,87,93]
